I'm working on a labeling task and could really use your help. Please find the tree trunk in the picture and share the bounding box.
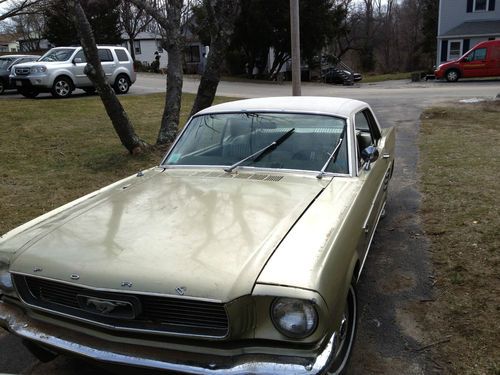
[128,37,136,62]
[189,0,241,117]
[127,0,184,146]
[68,0,148,154]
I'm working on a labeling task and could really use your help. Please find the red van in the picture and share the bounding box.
[435,40,500,82]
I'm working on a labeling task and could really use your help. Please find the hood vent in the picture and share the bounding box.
[188,171,283,182]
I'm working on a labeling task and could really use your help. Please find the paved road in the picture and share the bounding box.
[1,76,498,374]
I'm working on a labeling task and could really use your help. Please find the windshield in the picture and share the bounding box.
[0,58,14,70]
[40,48,76,62]
[163,112,349,174]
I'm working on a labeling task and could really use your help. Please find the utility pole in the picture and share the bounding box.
[290,0,301,96]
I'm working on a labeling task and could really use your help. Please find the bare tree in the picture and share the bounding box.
[67,0,148,155]
[0,0,45,22]
[119,1,154,61]
[189,0,240,116]
[127,0,184,145]
[12,12,46,51]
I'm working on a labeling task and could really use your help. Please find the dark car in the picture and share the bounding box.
[0,55,40,94]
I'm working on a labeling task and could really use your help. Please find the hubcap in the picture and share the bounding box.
[55,81,70,96]
[118,78,128,92]
[448,72,457,81]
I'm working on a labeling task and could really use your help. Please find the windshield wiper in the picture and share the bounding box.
[316,123,347,179]
[224,128,295,173]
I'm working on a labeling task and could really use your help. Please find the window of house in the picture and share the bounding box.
[448,40,463,61]
[134,40,141,55]
[474,0,488,11]
[156,40,163,53]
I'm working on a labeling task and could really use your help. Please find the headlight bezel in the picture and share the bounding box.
[0,253,16,296]
[270,297,318,339]
[30,66,47,74]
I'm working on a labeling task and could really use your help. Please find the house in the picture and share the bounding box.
[0,34,20,53]
[122,32,168,69]
[437,0,500,64]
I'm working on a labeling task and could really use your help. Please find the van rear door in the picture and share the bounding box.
[488,44,500,77]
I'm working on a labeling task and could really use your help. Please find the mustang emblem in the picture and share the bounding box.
[85,297,129,314]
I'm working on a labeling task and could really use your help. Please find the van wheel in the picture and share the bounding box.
[445,69,459,82]
[326,284,358,375]
[114,74,130,94]
[51,76,73,98]
[19,89,39,98]
[0,79,5,95]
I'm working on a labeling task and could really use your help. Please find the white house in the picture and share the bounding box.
[122,32,168,69]
[437,0,500,64]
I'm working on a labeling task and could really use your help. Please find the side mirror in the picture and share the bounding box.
[361,146,379,170]
[73,57,82,64]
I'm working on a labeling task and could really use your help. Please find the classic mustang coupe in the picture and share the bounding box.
[0,97,394,374]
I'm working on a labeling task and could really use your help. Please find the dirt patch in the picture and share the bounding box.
[377,271,417,295]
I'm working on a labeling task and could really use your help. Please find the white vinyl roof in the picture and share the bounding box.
[196,96,369,118]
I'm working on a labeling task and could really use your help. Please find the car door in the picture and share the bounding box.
[461,47,488,78]
[72,50,90,86]
[353,109,393,265]
[98,48,116,81]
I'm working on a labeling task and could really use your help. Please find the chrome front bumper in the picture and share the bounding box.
[0,299,337,375]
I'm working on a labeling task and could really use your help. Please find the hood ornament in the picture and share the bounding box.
[33,267,43,273]
[121,281,133,288]
[70,274,80,280]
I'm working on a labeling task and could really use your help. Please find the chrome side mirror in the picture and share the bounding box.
[361,146,379,170]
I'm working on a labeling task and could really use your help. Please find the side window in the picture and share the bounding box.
[73,50,87,63]
[115,49,129,62]
[354,109,381,170]
[98,49,113,62]
[473,48,487,61]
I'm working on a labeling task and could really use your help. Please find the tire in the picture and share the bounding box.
[0,79,5,95]
[51,76,73,98]
[326,284,358,375]
[19,89,39,98]
[113,74,130,94]
[445,69,459,82]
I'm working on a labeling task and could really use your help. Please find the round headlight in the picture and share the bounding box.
[271,298,318,338]
[0,254,15,295]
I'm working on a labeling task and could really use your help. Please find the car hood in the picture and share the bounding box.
[9,169,328,302]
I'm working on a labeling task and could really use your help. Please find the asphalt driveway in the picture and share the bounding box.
[0,76,498,374]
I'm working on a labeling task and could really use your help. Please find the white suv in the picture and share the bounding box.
[10,46,136,98]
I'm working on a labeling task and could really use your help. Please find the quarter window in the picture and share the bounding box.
[115,49,130,62]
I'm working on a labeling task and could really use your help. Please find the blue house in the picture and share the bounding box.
[437,0,500,64]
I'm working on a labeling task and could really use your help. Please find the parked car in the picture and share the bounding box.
[0,97,395,374]
[9,46,136,98]
[0,55,40,95]
[322,68,363,85]
[434,40,500,82]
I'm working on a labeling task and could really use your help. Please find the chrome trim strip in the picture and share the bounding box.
[0,300,338,375]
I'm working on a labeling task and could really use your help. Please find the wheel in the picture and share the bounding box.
[19,89,39,98]
[445,69,459,82]
[0,79,5,95]
[326,284,357,375]
[83,87,96,95]
[51,76,73,98]
[113,74,130,94]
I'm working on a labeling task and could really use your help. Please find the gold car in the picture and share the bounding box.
[0,97,395,374]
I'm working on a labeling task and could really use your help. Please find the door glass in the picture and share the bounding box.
[473,48,487,61]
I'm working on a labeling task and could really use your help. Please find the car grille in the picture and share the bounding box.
[13,275,229,337]
[15,67,30,75]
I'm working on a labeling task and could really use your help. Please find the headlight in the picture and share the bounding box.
[271,298,318,338]
[0,253,15,295]
[30,66,47,73]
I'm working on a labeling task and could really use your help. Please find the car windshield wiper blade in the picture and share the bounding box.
[317,123,347,179]
[224,128,295,173]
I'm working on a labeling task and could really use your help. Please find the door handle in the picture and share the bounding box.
[383,153,390,159]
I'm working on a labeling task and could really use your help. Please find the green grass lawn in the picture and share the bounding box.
[0,93,235,234]
[418,101,500,375]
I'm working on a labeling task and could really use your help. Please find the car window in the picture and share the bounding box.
[164,112,349,174]
[115,49,129,62]
[0,58,15,69]
[466,48,487,62]
[355,109,382,170]
[98,49,114,62]
[40,48,76,62]
[74,50,87,63]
